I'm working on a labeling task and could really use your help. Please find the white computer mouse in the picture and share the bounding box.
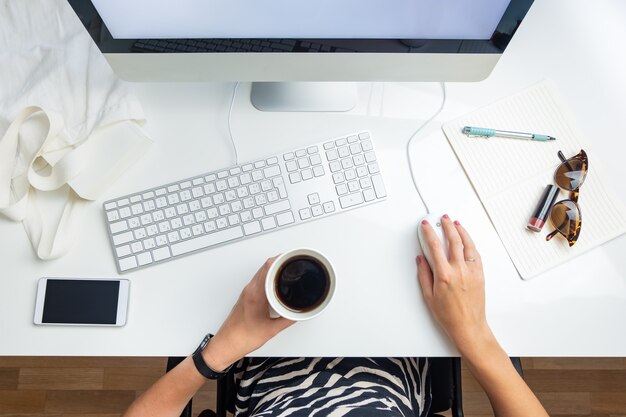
[417,214,449,267]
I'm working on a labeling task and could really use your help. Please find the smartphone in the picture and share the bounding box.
[34,278,130,326]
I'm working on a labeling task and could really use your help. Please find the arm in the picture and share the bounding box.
[122,257,294,417]
[417,215,548,417]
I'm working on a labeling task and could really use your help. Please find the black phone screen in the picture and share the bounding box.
[42,280,120,324]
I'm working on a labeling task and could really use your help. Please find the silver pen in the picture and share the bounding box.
[462,126,556,142]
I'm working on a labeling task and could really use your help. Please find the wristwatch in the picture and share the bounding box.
[192,333,232,379]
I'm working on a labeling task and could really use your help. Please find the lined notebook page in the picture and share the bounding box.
[442,80,626,279]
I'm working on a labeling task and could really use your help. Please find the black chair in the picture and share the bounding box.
[166,356,524,417]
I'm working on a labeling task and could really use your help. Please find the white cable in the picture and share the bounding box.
[227,81,240,165]
[405,82,447,213]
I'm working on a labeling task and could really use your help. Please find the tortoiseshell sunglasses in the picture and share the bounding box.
[546,149,588,246]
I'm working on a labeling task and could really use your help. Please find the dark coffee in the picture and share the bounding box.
[275,255,330,312]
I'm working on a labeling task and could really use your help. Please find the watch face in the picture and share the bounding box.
[200,334,211,351]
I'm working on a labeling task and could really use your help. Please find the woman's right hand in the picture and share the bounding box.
[416,215,495,355]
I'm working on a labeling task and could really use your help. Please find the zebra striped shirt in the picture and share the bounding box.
[233,357,431,417]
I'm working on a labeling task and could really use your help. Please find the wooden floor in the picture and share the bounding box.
[0,357,624,417]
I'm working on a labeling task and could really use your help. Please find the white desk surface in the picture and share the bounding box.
[1,0,626,357]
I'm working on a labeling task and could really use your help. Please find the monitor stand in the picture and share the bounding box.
[250,82,357,112]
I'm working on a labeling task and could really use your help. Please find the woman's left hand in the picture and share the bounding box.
[202,256,295,371]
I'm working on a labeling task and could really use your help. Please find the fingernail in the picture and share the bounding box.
[421,220,429,225]
[454,220,460,225]
[442,214,449,219]
[416,255,422,265]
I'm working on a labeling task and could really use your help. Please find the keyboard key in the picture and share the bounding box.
[261,180,273,192]
[329,161,341,172]
[158,221,171,233]
[243,221,261,235]
[359,132,370,140]
[338,147,350,158]
[312,205,323,216]
[360,177,373,188]
[167,194,180,205]
[147,225,159,236]
[267,190,279,202]
[341,158,354,169]
[264,200,291,215]
[216,180,228,191]
[298,158,310,169]
[254,160,266,168]
[276,211,295,226]
[143,238,156,250]
[339,192,364,208]
[113,231,134,246]
[106,210,119,222]
[308,193,320,205]
[252,170,263,181]
[180,181,192,189]
[119,256,138,271]
[155,188,166,196]
[299,208,312,220]
[286,161,298,172]
[117,198,130,207]
[119,207,131,218]
[217,218,228,229]
[310,154,322,166]
[168,231,180,242]
[363,188,376,202]
[336,184,348,195]
[255,194,267,206]
[230,167,241,175]
[204,221,217,233]
[323,201,335,213]
[349,143,361,155]
[301,168,313,180]
[104,202,117,210]
[323,141,335,150]
[155,197,167,208]
[192,177,204,186]
[171,226,243,256]
[345,169,356,181]
[353,154,366,166]
[371,174,387,198]
[283,152,295,161]
[333,173,345,184]
[240,173,252,185]
[361,139,373,151]
[189,200,201,211]
[153,247,171,261]
[130,195,141,203]
[368,162,380,174]
[116,245,131,258]
[241,164,253,172]
[356,166,369,177]
[240,211,252,222]
[262,216,277,230]
[326,149,338,161]
[231,201,243,211]
[165,207,177,218]
[295,149,306,157]
[289,172,301,183]
[348,181,359,192]
[313,166,325,177]
[225,190,237,201]
[128,217,140,229]
[204,183,216,194]
[243,197,255,209]
[335,138,347,146]
[217,171,229,179]
[131,241,143,254]
[192,224,204,236]
[263,165,281,178]
[180,228,192,239]
[156,235,168,246]
[137,252,153,266]
[347,135,358,143]
[110,220,128,234]
[228,177,239,188]
[307,146,319,154]
[134,228,147,240]
[183,214,194,226]
[143,200,156,211]
[167,185,180,193]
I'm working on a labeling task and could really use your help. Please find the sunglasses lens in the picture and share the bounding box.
[549,200,581,245]
[555,156,587,191]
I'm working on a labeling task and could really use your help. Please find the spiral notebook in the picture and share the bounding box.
[442,80,626,280]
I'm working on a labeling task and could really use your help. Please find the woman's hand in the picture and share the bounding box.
[416,215,494,355]
[203,257,295,371]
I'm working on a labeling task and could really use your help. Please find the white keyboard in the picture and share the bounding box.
[103,131,387,273]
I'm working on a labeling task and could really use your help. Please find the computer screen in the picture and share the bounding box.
[68,0,534,84]
[93,0,510,40]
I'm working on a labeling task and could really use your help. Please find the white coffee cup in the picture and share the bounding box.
[265,248,336,321]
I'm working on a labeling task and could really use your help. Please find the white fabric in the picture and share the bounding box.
[0,0,152,260]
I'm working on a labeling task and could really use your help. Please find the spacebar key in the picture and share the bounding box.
[170,226,244,256]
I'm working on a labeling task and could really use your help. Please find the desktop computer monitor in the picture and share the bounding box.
[68,0,534,110]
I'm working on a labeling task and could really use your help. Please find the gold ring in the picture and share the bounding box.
[465,258,476,262]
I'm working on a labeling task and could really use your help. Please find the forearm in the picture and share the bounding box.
[460,331,549,417]
[122,356,206,417]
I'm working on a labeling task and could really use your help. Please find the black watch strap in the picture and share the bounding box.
[192,333,232,380]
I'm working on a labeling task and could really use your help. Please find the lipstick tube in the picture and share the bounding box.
[528,185,560,232]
